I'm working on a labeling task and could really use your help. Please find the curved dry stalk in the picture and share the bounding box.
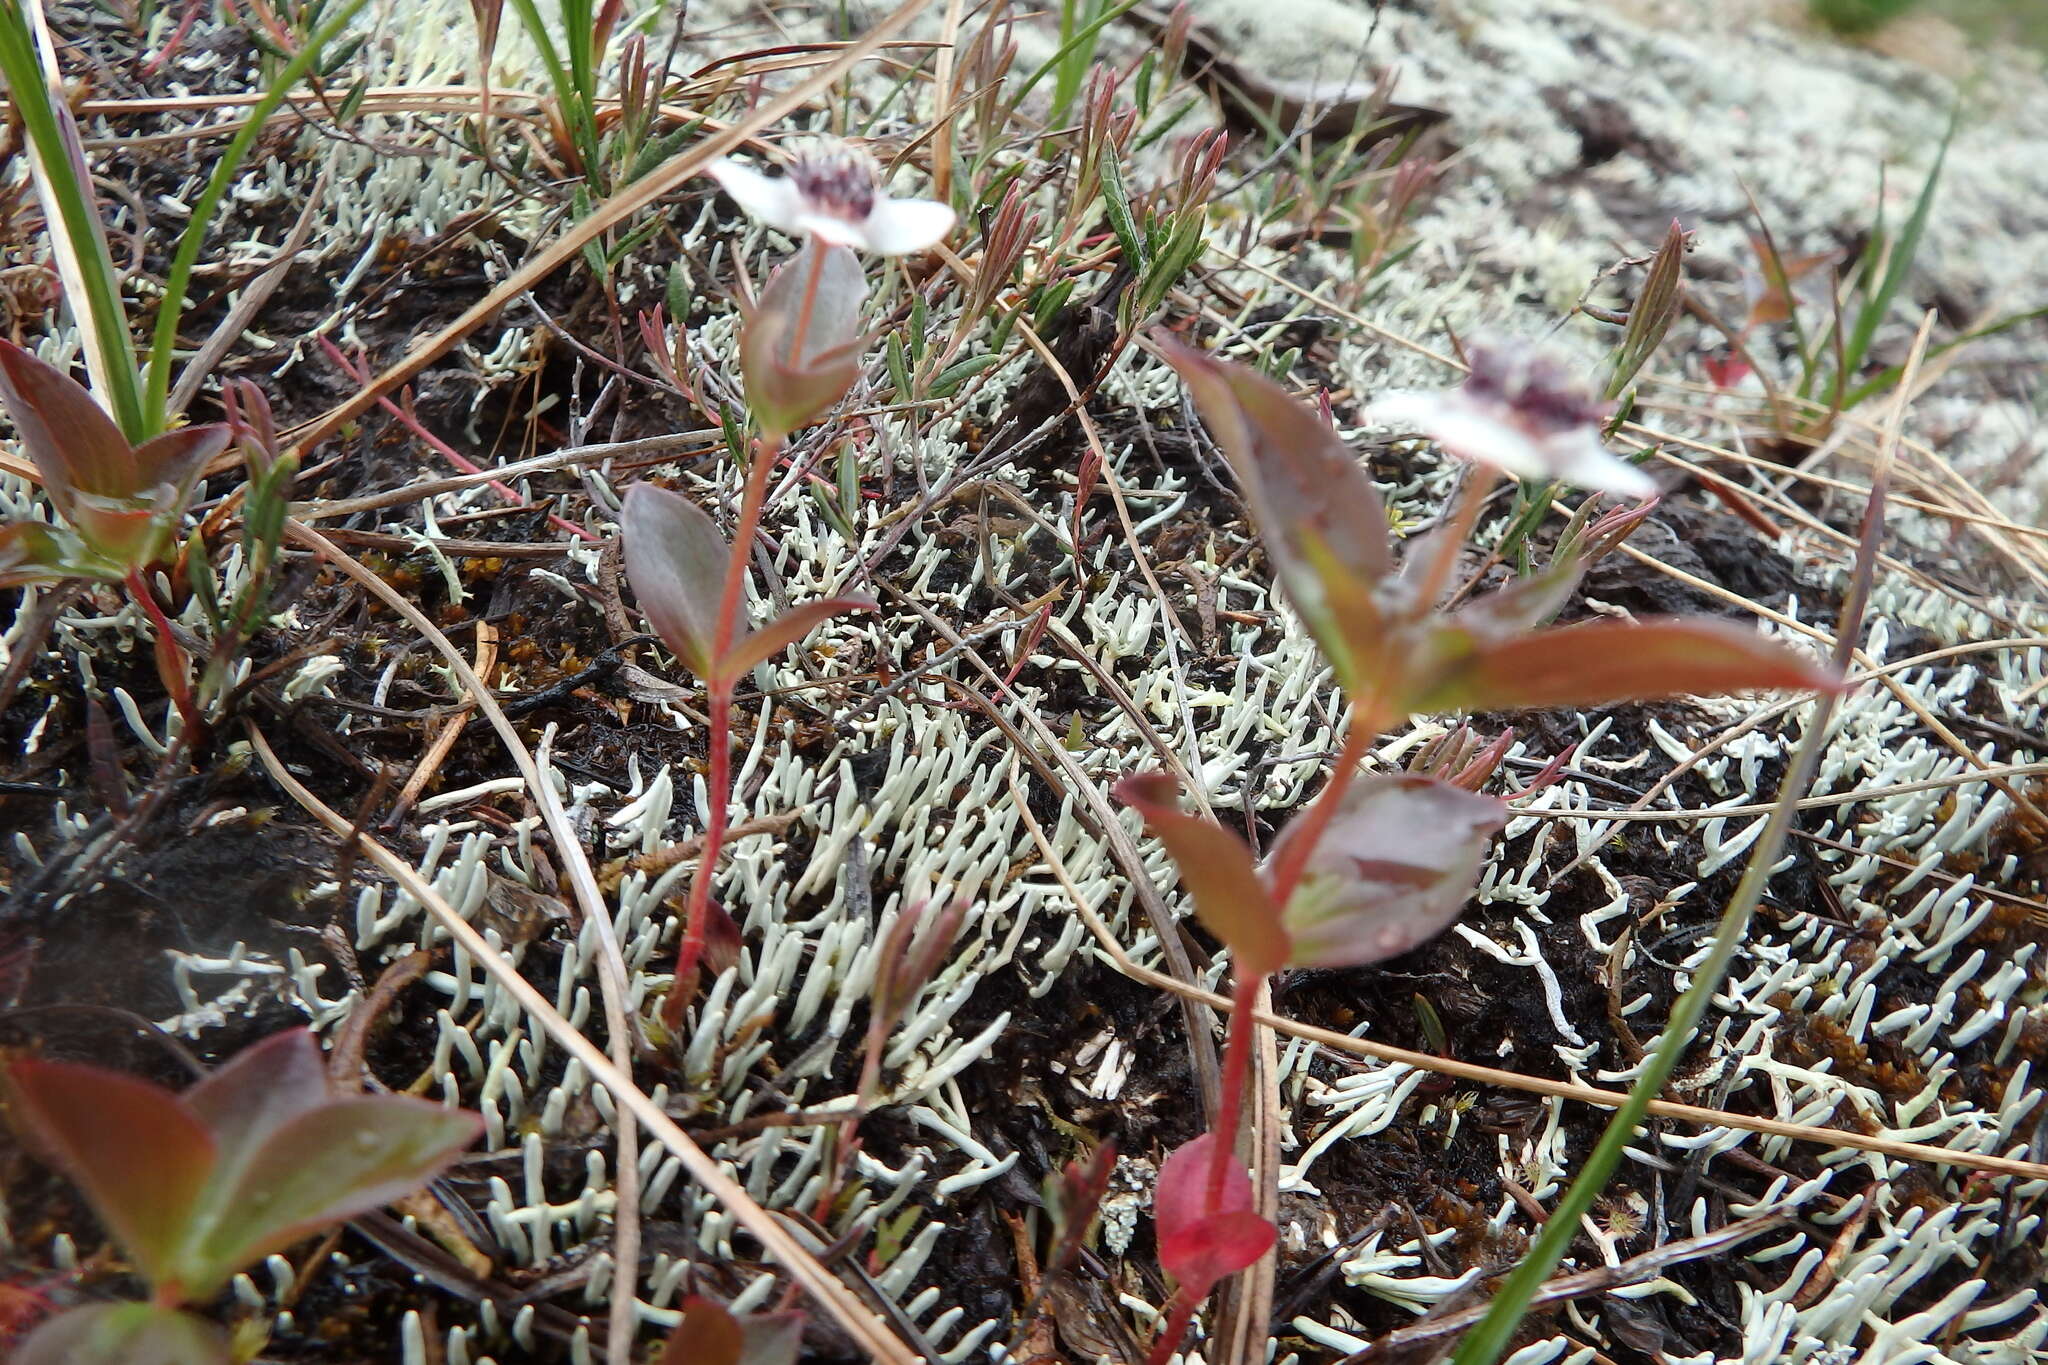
[1006,763,2048,1184]
[1545,632,2048,884]
[282,519,643,1359]
[245,727,916,1365]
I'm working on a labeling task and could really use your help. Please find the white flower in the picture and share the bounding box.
[705,140,954,256]
[1366,344,1657,499]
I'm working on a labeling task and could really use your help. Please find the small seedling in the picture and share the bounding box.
[1,1028,481,1364]
[0,340,227,589]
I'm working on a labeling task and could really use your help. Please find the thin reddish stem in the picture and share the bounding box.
[1264,715,1376,910]
[1205,970,1262,1208]
[127,568,199,737]
[660,434,782,1032]
[1410,465,1498,612]
[1143,1290,1198,1365]
[316,338,599,543]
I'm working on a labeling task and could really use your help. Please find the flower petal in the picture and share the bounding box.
[705,159,806,234]
[1366,392,1553,482]
[1547,431,1658,498]
[858,198,956,255]
[791,210,874,249]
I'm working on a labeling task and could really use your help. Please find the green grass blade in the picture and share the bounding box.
[146,0,376,426]
[0,0,147,440]
[1834,112,1954,407]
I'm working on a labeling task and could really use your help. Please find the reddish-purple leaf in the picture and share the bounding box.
[659,1296,804,1365]
[1153,1133,1276,1298]
[0,338,138,515]
[622,480,729,680]
[1272,774,1504,968]
[192,1095,481,1293]
[131,426,230,511]
[10,1302,230,1365]
[1165,345,1394,687]
[1117,773,1290,977]
[1417,616,1835,715]
[718,594,876,683]
[1,1059,215,1291]
[741,240,868,439]
[182,1028,331,1180]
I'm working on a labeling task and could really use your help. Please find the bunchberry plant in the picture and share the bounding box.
[1,1029,481,1365]
[1121,343,1834,1364]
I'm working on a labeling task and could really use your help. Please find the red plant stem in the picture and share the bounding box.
[1264,713,1376,911]
[315,338,599,543]
[127,568,199,737]
[1143,1290,1198,1365]
[660,432,782,1032]
[1205,969,1262,1208]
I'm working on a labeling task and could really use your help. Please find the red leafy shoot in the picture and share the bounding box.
[0,339,226,588]
[1147,1132,1276,1365]
[1,1029,480,1364]
[1163,342,1838,720]
[621,476,874,1029]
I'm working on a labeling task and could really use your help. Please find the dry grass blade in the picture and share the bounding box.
[280,520,646,1358]
[245,726,916,1365]
[1337,1213,1791,1363]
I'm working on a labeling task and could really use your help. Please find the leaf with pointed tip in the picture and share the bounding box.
[188,1096,480,1296]
[1415,617,1834,715]
[0,338,137,519]
[622,480,728,680]
[1165,344,1393,688]
[718,595,876,682]
[1117,773,1289,977]
[1452,551,1584,640]
[1273,774,1504,969]
[1153,1133,1276,1298]
[2,1059,215,1291]
[10,1302,230,1365]
[659,1296,804,1365]
[132,426,231,511]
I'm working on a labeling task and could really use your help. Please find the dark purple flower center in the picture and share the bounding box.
[789,145,878,222]
[1462,344,1608,434]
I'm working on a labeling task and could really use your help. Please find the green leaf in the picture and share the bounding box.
[1414,617,1835,715]
[1098,147,1149,274]
[1165,344,1394,690]
[10,1303,230,1365]
[1273,775,1503,969]
[2,1060,216,1291]
[718,595,875,683]
[621,481,730,681]
[188,1096,480,1294]
[1836,112,1952,403]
